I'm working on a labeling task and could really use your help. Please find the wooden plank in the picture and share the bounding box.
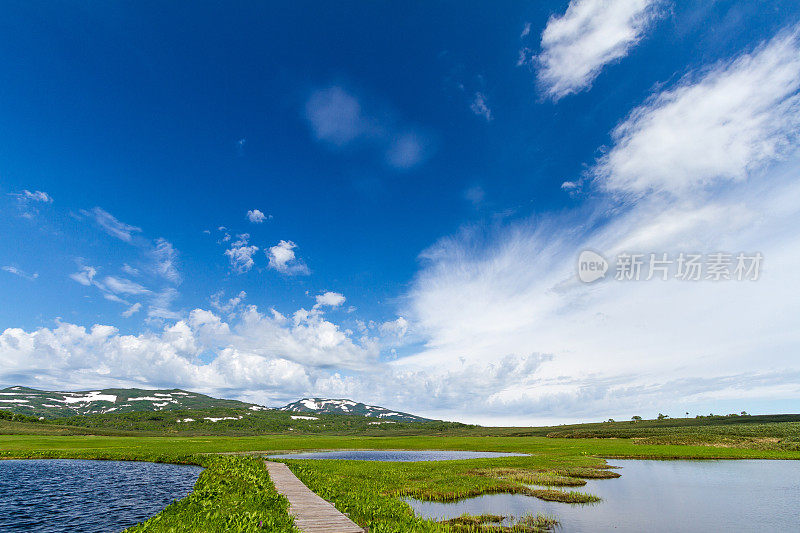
[266,461,366,533]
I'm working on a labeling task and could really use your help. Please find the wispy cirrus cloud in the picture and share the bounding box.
[304,85,434,170]
[8,189,53,218]
[151,238,181,284]
[371,26,800,423]
[594,27,800,196]
[69,264,150,305]
[533,0,663,100]
[102,276,149,295]
[16,190,53,203]
[69,207,182,318]
[69,265,97,286]
[2,266,39,281]
[122,302,142,318]
[469,92,493,121]
[81,207,142,242]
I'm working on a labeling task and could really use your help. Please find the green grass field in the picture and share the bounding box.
[2,416,799,531]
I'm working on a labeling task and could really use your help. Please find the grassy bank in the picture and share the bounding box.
[127,456,297,533]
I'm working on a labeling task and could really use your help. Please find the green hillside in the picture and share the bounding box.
[0,386,262,418]
[278,398,429,422]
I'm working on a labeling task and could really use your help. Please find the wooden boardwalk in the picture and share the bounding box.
[266,461,365,533]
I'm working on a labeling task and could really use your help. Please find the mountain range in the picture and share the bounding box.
[278,398,429,422]
[0,386,427,422]
[0,386,263,418]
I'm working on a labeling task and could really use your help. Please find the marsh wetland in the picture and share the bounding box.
[2,415,799,531]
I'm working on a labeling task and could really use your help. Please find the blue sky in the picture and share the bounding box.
[2,1,800,424]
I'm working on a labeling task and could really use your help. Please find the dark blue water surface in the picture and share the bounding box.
[268,449,527,461]
[0,459,203,533]
[406,459,800,532]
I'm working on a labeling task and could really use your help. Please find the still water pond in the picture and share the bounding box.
[0,459,203,533]
[269,449,527,461]
[407,459,800,532]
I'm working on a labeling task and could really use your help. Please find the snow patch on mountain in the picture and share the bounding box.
[277,397,429,422]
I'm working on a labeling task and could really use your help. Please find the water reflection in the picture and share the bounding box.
[406,459,800,532]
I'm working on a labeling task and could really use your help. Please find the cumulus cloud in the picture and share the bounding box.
[225,234,259,273]
[246,209,269,223]
[379,317,408,338]
[536,0,662,100]
[81,207,142,242]
[210,290,247,314]
[595,27,800,195]
[304,85,434,170]
[267,240,310,275]
[469,92,493,121]
[0,305,377,403]
[2,266,38,281]
[314,291,346,309]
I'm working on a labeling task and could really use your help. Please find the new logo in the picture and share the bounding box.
[578,250,608,283]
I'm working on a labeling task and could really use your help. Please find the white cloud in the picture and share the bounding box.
[225,234,259,273]
[267,240,310,275]
[305,86,376,147]
[385,163,800,423]
[9,189,54,218]
[384,132,430,169]
[102,276,149,295]
[379,317,408,338]
[151,238,181,284]
[70,266,97,286]
[469,92,493,121]
[210,290,247,314]
[536,0,662,100]
[122,302,142,318]
[81,207,142,242]
[21,190,53,203]
[463,185,486,207]
[148,288,181,320]
[378,34,800,420]
[304,85,434,170]
[520,22,531,39]
[246,209,270,224]
[2,266,38,281]
[314,291,346,309]
[0,304,377,403]
[595,28,800,196]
